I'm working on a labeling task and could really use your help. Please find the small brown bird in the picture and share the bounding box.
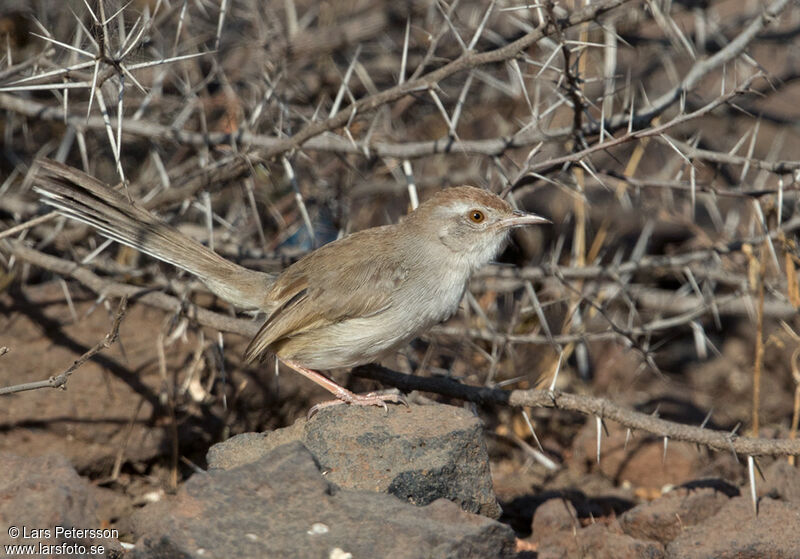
[35,160,549,413]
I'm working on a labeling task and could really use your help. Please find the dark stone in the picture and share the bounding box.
[0,453,124,557]
[207,403,501,517]
[131,441,516,559]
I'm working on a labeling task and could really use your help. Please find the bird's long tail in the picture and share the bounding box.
[34,159,274,310]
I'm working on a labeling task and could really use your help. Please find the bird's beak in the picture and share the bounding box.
[498,209,551,228]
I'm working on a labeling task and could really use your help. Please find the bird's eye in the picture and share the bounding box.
[468,210,485,223]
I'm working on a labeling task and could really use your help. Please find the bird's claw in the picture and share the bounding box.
[307,391,408,419]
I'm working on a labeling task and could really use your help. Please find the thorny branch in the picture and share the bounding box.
[5,240,800,459]
[0,296,128,395]
[353,365,800,457]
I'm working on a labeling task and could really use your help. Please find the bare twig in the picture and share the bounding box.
[0,211,58,240]
[0,296,128,395]
[3,241,257,338]
[352,365,800,457]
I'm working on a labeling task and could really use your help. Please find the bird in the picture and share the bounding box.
[34,159,549,414]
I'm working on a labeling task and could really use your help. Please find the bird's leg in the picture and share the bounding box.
[280,359,407,418]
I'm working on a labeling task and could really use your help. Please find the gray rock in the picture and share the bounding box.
[207,403,501,517]
[531,497,579,541]
[577,523,664,559]
[0,453,123,558]
[533,517,665,559]
[760,459,800,503]
[666,496,800,558]
[620,486,731,544]
[131,441,516,559]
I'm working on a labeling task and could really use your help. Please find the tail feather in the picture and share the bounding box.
[34,159,275,310]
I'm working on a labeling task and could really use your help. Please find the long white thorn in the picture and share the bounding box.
[125,52,209,71]
[30,33,94,58]
[402,160,418,210]
[82,0,99,23]
[548,352,563,392]
[596,416,602,464]
[522,410,544,453]
[173,0,188,54]
[330,45,361,118]
[6,60,95,85]
[399,17,410,85]
[87,59,100,119]
[468,0,496,50]
[116,75,124,164]
[747,455,758,515]
[215,0,228,51]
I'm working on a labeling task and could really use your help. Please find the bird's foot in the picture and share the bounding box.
[308,391,408,419]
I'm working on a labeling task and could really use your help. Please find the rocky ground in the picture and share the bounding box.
[2,285,800,558]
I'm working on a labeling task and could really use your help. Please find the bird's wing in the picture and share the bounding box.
[243,229,406,363]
